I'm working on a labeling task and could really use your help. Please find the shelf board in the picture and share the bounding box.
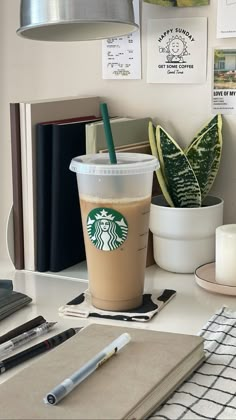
[22,260,88,283]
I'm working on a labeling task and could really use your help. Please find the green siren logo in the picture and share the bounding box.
[87,208,128,251]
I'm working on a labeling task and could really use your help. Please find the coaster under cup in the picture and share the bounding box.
[59,289,176,322]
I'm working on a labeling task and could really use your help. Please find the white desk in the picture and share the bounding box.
[0,260,235,385]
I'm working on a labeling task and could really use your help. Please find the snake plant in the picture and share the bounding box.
[149,114,223,208]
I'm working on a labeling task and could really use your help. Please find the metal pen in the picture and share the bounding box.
[44,332,131,406]
[0,327,81,374]
[0,321,57,359]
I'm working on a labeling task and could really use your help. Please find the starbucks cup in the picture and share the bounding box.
[70,153,158,311]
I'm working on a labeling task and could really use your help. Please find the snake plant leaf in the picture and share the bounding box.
[148,121,158,158]
[148,122,174,207]
[185,114,219,153]
[185,114,222,201]
[156,125,201,208]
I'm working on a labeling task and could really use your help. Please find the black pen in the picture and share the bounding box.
[0,327,81,374]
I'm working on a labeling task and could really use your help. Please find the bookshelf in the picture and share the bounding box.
[9,95,160,279]
[26,261,88,283]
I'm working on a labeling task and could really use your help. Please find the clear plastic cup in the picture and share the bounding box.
[70,153,158,311]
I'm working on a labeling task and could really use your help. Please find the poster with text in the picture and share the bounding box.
[147,17,207,84]
[102,0,141,80]
[212,49,236,114]
[217,0,236,39]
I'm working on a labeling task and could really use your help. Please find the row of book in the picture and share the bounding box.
[10,95,157,273]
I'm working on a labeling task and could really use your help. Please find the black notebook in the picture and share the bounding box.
[0,280,32,321]
[49,119,99,272]
[36,123,53,272]
[36,116,99,272]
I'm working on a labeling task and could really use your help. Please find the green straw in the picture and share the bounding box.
[100,103,117,164]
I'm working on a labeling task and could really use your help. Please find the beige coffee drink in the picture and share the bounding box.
[70,153,158,311]
[80,195,151,311]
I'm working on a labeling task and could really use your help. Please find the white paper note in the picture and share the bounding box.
[147,17,207,84]
[217,0,236,38]
[102,0,141,80]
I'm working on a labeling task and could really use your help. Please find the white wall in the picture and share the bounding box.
[1,0,236,261]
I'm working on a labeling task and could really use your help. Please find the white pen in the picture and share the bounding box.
[44,332,131,405]
[0,322,57,359]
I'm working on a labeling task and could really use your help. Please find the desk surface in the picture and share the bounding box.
[0,260,235,385]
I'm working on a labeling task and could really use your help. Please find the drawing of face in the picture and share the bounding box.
[100,219,110,232]
[169,39,184,56]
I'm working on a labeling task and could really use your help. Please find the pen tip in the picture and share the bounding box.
[47,322,57,327]
[74,327,82,333]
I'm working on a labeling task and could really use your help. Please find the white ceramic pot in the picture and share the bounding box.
[149,195,224,274]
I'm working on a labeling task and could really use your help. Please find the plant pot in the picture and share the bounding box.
[149,195,224,274]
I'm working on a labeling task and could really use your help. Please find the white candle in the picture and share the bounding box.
[215,224,236,285]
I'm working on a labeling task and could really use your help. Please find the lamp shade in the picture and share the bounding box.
[16,0,138,41]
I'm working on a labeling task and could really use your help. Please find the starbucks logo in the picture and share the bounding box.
[87,208,128,251]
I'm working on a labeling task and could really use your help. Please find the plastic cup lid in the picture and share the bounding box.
[69,153,159,176]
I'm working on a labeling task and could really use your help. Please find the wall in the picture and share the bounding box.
[0,0,236,261]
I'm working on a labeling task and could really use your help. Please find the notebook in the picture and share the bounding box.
[9,103,24,269]
[49,119,92,271]
[85,117,151,153]
[0,323,205,419]
[36,116,99,272]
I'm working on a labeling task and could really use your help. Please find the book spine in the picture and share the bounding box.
[85,124,97,154]
[36,124,53,272]
[10,103,24,269]
[24,104,36,271]
[20,103,35,271]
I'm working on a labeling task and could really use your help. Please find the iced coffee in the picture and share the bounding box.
[70,153,158,311]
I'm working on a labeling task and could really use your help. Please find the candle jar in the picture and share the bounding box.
[215,224,236,286]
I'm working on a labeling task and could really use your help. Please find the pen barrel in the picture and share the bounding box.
[44,333,131,406]
[45,352,106,405]
[102,333,131,354]
[46,328,76,348]
[0,341,14,357]
[0,322,55,359]
[0,341,48,372]
[0,315,46,345]
[46,378,74,405]
[10,328,39,348]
